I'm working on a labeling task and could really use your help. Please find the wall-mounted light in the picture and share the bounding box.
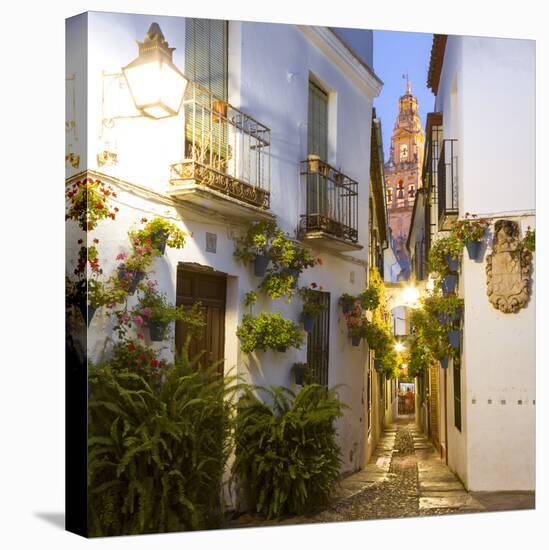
[123,23,188,119]
[395,342,406,353]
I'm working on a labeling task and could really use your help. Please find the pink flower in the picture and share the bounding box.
[137,332,145,340]
[142,307,152,317]
[116,252,128,261]
[132,315,144,326]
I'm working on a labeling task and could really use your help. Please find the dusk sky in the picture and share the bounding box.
[372,30,434,161]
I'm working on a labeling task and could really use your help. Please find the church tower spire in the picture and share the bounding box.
[384,78,425,281]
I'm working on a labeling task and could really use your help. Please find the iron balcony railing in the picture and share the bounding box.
[170,82,271,209]
[437,139,458,226]
[299,158,359,244]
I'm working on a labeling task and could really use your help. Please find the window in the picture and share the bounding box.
[454,361,462,431]
[185,18,228,100]
[308,80,328,161]
[400,143,408,161]
[306,291,330,387]
[408,184,415,198]
[387,187,393,205]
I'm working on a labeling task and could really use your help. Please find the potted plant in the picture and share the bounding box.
[339,293,357,314]
[359,286,381,311]
[428,235,462,276]
[116,249,154,294]
[448,329,461,350]
[452,213,490,261]
[424,294,463,325]
[298,284,327,332]
[234,220,279,276]
[133,281,204,342]
[441,274,458,296]
[258,269,295,300]
[236,312,305,353]
[129,216,186,255]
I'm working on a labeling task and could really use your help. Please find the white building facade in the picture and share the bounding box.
[424,34,536,491]
[66,12,384,479]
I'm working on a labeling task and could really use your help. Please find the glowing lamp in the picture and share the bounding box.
[395,342,405,353]
[401,286,420,307]
[123,23,187,119]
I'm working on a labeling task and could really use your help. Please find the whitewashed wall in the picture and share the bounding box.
[66,12,381,476]
[434,36,536,491]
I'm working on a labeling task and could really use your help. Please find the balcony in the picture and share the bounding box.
[168,83,272,220]
[437,139,459,230]
[298,158,362,252]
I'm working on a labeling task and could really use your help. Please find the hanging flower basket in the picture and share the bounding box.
[276,345,288,353]
[118,265,145,294]
[254,254,271,277]
[436,312,447,324]
[149,320,168,342]
[448,329,461,350]
[351,335,361,347]
[440,357,449,369]
[302,313,315,333]
[150,229,170,255]
[441,274,458,295]
[374,358,382,370]
[444,254,460,273]
[465,240,482,261]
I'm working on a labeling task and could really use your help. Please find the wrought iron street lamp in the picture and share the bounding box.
[123,23,187,119]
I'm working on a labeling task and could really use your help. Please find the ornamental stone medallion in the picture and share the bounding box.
[486,220,532,313]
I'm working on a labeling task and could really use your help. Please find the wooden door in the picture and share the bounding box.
[175,266,226,373]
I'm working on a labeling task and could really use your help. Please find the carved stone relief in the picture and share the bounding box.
[486,220,532,313]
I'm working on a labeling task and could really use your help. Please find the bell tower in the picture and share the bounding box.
[385,77,425,280]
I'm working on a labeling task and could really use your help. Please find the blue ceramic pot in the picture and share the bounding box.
[442,274,458,295]
[302,313,315,332]
[465,240,482,261]
[440,357,449,369]
[253,254,270,277]
[151,230,169,254]
[374,358,382,370]
[118,266,146,294]
[149,321,167,342]
[351,335,361,347]
[276,345,287,353]
[436,312,447,324]
[444,254,460,272]
[448,330,461,350]
[286,268,299,289]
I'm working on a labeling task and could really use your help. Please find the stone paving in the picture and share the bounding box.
[230,419,534,528]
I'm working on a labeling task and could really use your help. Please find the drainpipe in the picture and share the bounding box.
[444,368,449,465]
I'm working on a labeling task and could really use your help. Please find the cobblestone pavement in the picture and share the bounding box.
[230,419,534,528]
[314,420,483,523]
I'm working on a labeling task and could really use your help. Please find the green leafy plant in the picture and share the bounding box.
[232,384,345,519]
[129,216,187,252]
[258,269,295,299]
[65,177,119,231]
[359,286,380,311]
[298,284,327,316]
[452,213,490,244]
[408,336,432,378]
[428,235,463,276]
[236,312,304,353]
[233,220,279,263]
[522,226,535,252]
[423,293,463,322]
[87,343,236,536]
[243,291,258,308]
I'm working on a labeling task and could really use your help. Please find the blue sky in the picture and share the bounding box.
[373,30,434,160]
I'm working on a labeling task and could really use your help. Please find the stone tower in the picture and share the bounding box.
[385,77,425,280]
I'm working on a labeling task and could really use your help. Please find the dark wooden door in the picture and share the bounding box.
[175,266,226,373]
[306,291,330,387]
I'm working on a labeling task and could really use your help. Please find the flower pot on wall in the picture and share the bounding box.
[149,321,167,342]
[253,254,270,277]
[374,358,382,370]
[302,313,315,333]
[444,254,460,272]
[448,330,461,350]
[276,346,287,353]
[118,266,146,294]
[436,312,447,324]
[465,240,482,261]
[351,335,361,347]
[440,357,449,369]
[441,274,458,295]
[151,230,169,254]
[307,154,320,173]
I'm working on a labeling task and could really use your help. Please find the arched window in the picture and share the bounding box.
[408,184,415,198]
[387,187,393,205]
